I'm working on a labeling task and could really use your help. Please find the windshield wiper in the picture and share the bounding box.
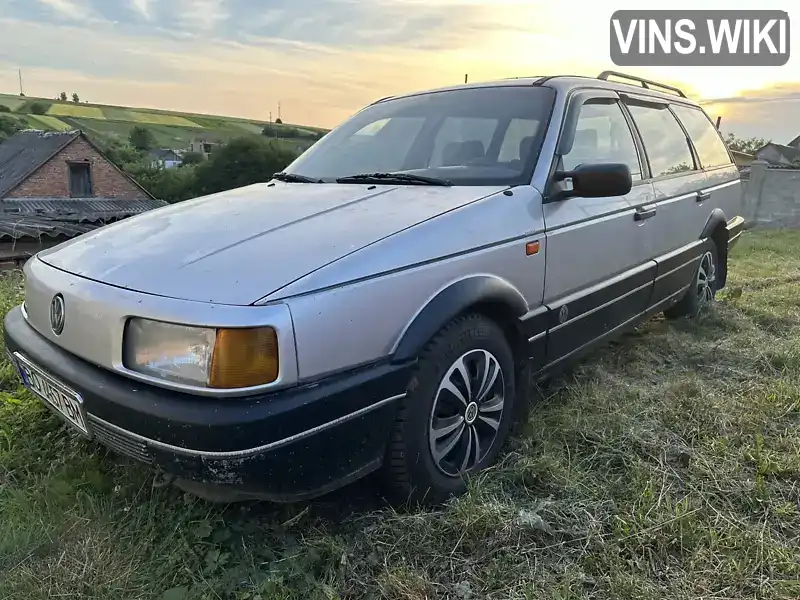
[272,172,323,183]
[335,172,452,186]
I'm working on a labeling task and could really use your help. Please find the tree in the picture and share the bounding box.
[72,93,80,103]
[60,92,68,101]
[181,151,204,166]
[129,126,156,151]
[275,117,283,124]
[0,115,27,143]
[724,133,770,156]
[29,102,48,115]
[194,137,297,196]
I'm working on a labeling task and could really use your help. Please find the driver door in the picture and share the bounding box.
[542,91,656,366]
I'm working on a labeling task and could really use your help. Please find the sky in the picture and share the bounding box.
[0,0,797,141]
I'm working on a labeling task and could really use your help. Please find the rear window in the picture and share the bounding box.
[671,104,733,169]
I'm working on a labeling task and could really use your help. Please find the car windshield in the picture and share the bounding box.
[282,85,556,186]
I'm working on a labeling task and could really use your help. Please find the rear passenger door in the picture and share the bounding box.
[621,95,709,309]
[542,91,656,366]
[670,104,743,225]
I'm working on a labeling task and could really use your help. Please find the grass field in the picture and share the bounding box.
[47,104,107,119]
[1,230,799,600]
[24,114,73,131]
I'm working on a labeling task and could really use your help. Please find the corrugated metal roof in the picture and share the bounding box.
[0,197,168,222]
[0,214,100,241]
[0,130,81,197]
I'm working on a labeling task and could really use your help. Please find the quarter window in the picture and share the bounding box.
[626,103,696,177]
[561,101,642,181]
[671,105,732,169]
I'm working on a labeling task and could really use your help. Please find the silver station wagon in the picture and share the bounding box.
[5,71,745,505]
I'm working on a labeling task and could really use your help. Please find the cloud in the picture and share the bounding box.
[130,0,153,20]
[176,0,229,31]
[34,0,94,21]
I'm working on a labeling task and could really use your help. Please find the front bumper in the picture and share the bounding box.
[4,306,411,501]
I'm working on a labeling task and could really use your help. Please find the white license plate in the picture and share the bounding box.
[12,352,90,437]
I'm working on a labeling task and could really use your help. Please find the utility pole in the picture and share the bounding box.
[715,116,722,130]
[278,101,281,121]
[464,74,468,84]
[18,69,24,96]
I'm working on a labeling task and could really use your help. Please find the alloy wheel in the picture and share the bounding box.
[428,349,506,477]
[696,250,717,308]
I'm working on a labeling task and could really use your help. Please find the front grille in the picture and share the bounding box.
[87,415,153,465]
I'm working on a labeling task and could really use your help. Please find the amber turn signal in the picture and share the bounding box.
[525,240,540,256]
[209,327,279,388]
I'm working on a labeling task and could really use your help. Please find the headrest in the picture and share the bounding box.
[441,140,486,166]
[519,136,535,159]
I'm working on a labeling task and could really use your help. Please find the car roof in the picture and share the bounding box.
[375,72,702,109]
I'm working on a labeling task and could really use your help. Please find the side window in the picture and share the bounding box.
[626,103,696,177]
[671,105,732,169]
[561,101,642,181]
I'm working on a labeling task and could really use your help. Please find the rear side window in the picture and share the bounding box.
[561,101,642,181]
[626,103,696,178]
[671,105,732,169]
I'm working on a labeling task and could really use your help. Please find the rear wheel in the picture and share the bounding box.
[664,239,719,319]
[381,314,517,506]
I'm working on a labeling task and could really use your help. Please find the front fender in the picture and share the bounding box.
[392,275,528,362]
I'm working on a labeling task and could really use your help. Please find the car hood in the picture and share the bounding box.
[38,182,506,305]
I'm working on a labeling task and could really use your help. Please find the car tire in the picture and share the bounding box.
[381,313,517,507]
[664,238,719,320]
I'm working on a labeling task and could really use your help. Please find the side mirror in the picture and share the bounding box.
[552,163,632,200]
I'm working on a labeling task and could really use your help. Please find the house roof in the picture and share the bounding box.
[0,129,157,201]
[0,213,98,241]
[0,130,81,197]
[757,142,800,164]
[150,148,182,160]
[0,196,167,223]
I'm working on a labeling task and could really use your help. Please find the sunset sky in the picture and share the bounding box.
[0,0,797,142]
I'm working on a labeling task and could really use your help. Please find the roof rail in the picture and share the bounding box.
[597,70,686,98]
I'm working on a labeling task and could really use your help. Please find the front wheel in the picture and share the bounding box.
[664,239,719,319]
[381,314,517,506]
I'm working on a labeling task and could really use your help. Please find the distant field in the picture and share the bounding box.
[126,111,203,128]
[0,90,327,153]
[25,115,73,131]
[0,94,25,111]
[48,104,106,119]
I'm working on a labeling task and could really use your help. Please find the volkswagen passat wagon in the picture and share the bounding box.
[4,71,745,505]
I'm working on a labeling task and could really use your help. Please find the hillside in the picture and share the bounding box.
[0,92,327,152]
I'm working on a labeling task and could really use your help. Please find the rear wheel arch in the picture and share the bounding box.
[701,209,729,289]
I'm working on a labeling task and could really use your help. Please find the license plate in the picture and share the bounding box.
[12,352,91,437]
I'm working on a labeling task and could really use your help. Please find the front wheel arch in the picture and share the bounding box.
[392,276,528,364]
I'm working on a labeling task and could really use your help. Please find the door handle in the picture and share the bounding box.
[696,191,711,203]
[634,208,657,221]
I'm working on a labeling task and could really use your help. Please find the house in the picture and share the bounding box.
[149,148,183,169]
[0,129,167,267]
[754,142,800,167]
[188,137,217,159]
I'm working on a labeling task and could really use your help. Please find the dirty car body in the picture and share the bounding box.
[4,73,746,504]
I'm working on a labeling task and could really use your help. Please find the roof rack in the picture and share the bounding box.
[597,70,686,98]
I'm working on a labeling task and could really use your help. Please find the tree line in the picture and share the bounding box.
[98,127,300,203]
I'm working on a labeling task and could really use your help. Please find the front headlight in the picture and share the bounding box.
[123,318,279,389]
